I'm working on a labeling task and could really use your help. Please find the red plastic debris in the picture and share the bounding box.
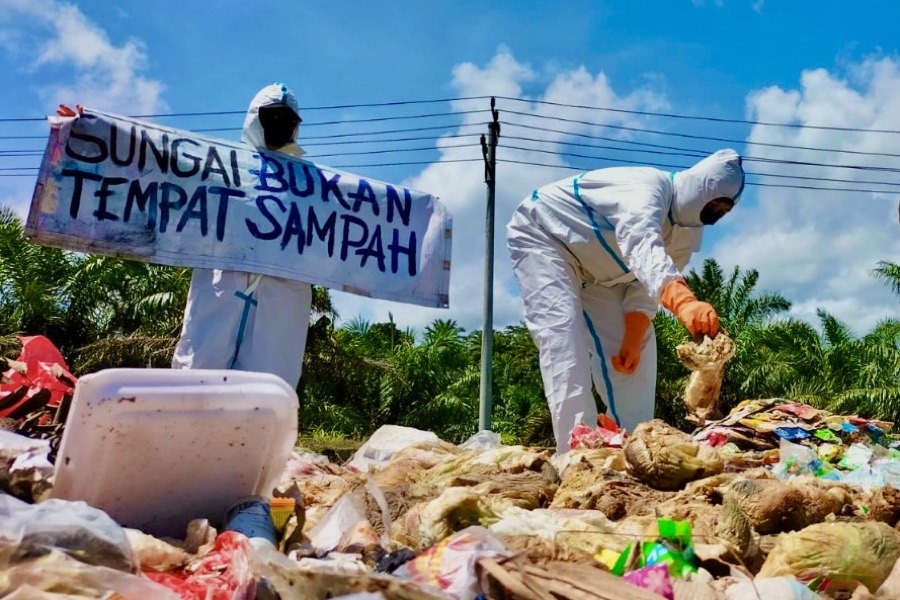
[0,335,77,419]
[144,531,257,600]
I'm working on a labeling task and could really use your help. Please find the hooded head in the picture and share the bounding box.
[242,83,305,157]
[671,149,744,227]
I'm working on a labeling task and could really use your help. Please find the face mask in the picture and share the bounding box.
[258,105,301,149]
[699,197,735,225]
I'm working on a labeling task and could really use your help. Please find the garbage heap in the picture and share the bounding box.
[6,375,900,599]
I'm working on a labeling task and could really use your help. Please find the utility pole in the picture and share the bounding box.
[479,98,500,432]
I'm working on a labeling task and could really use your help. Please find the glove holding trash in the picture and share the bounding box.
[676,331,735,425]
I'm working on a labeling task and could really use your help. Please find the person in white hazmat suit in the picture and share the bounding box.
[171,83,312,388]
[507,149,745,454]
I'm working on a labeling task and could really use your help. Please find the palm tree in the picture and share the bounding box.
[874,261,900,298]
[0,207,80,350]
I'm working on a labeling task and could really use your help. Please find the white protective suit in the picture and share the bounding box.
[507,149,745,453]
[172,84,313,388]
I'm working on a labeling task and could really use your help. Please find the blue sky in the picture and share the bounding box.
[2,0,900,335]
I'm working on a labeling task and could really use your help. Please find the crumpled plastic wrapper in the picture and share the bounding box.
[0,430,54,502]
[677,333,736,425]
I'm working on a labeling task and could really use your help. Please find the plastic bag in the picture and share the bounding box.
[0,493,135,572]
[623,564,674,599]
[125,528,190,572]
[759,521,900,592]
[398,526,509,600]
[346,425,441,473]
[459,430,501,451]
[724,577,819,600]
[772,437,818,480]
[0,430,54,501]
[0,548,178,599]
[307,493,368,552]
[676,333,735,424]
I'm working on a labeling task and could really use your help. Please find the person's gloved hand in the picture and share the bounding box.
[611,311,651,375]
[57,104,83,117]
[660,279,720,337]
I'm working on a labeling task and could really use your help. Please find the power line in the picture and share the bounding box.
[496,95,900,135]
[303,132,481,148]
[308,142,480,159]
[502,144,900,185]
[504,121,900,161]
[3,93,898,136]
[0,96,493,123]
[502,136,900,181]
[496,158,899,195]
[503,110,900,161]
[0,158,485,176]
[194,121,488,138]
[320,158,482,169]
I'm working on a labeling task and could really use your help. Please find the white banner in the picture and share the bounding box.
[26,109,452,308]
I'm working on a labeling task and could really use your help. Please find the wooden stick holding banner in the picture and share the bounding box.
[26,109,452,308]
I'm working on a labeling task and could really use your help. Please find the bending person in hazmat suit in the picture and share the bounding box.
[172,83,312,388]
[506,150,745,454]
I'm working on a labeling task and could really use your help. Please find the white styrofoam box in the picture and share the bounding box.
[51,368,298,538]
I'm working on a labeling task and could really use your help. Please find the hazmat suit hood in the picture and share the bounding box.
[242,83,305,157]
[671,149,744,227]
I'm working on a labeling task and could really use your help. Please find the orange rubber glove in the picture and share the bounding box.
[661,279,720,337]
[57,104,83,117]
[611,311,652,375]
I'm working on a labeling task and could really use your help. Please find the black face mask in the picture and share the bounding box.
[699,197,735,225]
[258,105,301,149]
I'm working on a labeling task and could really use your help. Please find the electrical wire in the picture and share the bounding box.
[495,95,900,135]
[502,138,900,184]
[4,92,897,135]
[308,142,480,159]
[0,95,494,122]
[502,110,900,161]
[2,94,898,195]
[496,158,898,195]
[503,121,900,161]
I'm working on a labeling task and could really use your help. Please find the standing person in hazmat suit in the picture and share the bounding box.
[506,149,745,454]
[171,83,312,389]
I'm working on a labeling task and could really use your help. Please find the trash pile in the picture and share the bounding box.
[4,338,900,599]
[696,398,900,486]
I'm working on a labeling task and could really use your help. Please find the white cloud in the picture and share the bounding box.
[331,48,669,334]
[705,56,900,334]
[1,0,166,116]
[0,0,166,216]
